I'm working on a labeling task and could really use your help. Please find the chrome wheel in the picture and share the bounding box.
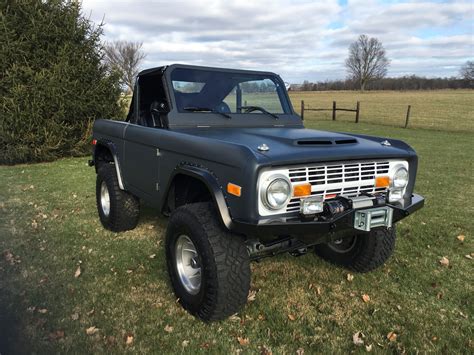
[328,236,357,253]
[175,235,201,295]
[100,181,110,217]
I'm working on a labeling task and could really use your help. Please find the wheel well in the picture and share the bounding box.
[165,174,213,213]
[94,144,114,171]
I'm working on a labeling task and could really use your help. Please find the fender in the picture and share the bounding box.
[167,165,234,230]
[93,140,125,190]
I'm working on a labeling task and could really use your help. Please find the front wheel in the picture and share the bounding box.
[165,202,250,321]
[314,227,396,272]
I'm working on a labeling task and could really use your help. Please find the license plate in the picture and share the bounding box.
[354,207,393,232]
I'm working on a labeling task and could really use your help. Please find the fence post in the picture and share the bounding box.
[405,105,411,128]
[300,100,304,120]
[355,101,360,123]
[332,101,336,121]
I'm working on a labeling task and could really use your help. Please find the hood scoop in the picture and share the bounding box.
[296,138,358,146]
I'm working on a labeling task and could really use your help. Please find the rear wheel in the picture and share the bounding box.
[165,202,250,321]
[314,227,396,272]
[96,164,140,232]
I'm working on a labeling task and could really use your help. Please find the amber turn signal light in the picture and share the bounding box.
[293,183,311,197]
[375,176,390,188]
[227,183,241,197]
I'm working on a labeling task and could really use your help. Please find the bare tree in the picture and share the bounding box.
[459,60,474,82]
[345,34,389,91]
[104,41,146,93]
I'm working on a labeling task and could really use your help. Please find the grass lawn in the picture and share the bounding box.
[1,121,473,353]
[289,90,474,132]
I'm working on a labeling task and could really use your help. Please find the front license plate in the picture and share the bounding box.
[354,207,393,232]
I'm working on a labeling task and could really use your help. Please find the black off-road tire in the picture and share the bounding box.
[314,227,396,273]
[96,163,140,232]
[165,202,250,321]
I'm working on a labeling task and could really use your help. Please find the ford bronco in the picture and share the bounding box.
[90,64,424,321]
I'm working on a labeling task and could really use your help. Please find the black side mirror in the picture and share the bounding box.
[150,101,168,113]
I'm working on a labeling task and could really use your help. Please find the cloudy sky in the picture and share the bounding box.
[82,0,473,83]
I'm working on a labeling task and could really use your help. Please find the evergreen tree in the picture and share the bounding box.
[0,0,124,164]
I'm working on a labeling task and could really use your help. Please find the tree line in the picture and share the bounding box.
[296,75,472,91]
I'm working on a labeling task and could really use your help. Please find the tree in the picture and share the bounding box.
[0,0,124,164]
[459,60,474,82]
[345,34,390,91]
[105,41,146,93]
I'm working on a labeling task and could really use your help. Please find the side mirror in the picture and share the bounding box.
[150,101,168,113]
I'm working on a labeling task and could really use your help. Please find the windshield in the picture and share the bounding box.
[170,68,291,115]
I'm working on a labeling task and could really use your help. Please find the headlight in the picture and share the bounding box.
[262,176,291,210]
[388,166,409,203]
[392,167,409,188]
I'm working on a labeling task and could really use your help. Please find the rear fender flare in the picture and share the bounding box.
[93,140,125,190]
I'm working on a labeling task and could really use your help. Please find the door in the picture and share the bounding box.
[122,124,161,203]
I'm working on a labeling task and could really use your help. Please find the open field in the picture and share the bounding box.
[289,90,474,132]
[1,122,473,353]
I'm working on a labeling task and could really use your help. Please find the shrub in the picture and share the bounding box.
[0,0,125,164]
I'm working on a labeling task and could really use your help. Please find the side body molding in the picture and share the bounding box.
[167,165,234,230]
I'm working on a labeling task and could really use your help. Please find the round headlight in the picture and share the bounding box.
[264,177,291,210]
[393,167,409,188]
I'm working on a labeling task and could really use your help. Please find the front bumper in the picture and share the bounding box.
[231,193,424,244]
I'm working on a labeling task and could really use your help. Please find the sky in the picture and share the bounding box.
[81,0,473,83]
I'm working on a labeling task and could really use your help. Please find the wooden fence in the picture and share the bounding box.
[300,100,413,128]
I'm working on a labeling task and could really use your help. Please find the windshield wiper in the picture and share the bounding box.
[238,106,279,119]
[183,106,231,119]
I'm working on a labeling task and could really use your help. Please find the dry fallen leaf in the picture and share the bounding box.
[456,235,465,242]
[247,290,257,302]
[439,257,449,267]
[4,250,15,265]
[182,340,190,347]
[200,342,210,349]
[85,326,99,335]
[49,330,65,340]
[362,294,371,303]
[87,309,95,316]
[125,334,134,345]
[260,345,273,355]
[164,324,173,333]
[229,314,241,322]
[38,308,48,314]
[237,336,249,346]
[71,313,79,320]
[387,331,397,342]
[74,266,81,278]
[465,254,473,260]
[352,331,364,346]
[347,273,354,282]
[288,314,296,321]
[149,254,156,259]
[296,348,305,355]
[365,344,373,352]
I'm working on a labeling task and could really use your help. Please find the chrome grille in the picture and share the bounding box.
[286,161,390,213]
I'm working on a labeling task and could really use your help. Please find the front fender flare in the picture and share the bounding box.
[166,165,234,230]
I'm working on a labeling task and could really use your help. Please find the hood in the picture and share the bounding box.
[175,127,415,166]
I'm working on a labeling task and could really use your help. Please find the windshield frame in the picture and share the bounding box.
[163,64,300,128]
